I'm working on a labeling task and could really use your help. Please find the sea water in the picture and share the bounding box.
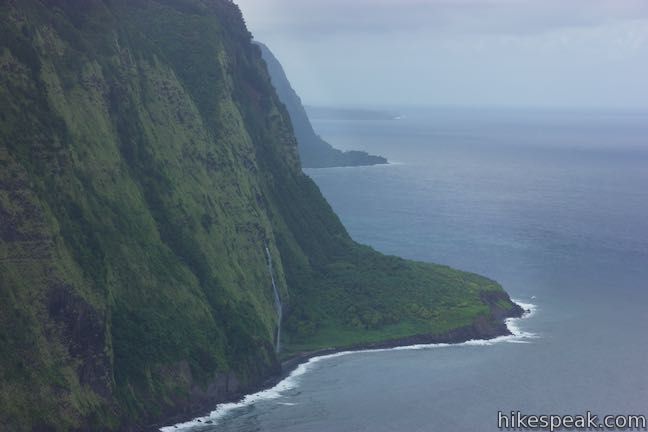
[163,107,648,432]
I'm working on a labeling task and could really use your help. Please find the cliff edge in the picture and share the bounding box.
[0,1,519,430]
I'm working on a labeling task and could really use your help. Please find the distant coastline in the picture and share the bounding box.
[256,41,389,168]
[305,105,400,121]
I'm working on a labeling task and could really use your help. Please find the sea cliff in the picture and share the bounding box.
[0,1,521,430]
[256,41,388,168]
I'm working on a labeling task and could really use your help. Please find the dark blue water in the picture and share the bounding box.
[165,108,648,432]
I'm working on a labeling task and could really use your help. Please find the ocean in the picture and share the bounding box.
[163,107,648,431]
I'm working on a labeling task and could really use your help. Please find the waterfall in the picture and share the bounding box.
[265,246,282,352]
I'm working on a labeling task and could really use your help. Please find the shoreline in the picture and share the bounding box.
[152,298,533,432]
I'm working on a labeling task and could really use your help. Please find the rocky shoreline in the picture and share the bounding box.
[144,292,526,432]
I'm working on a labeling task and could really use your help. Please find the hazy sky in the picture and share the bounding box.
[235,0,648,109]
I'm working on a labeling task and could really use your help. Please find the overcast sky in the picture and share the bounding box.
[235,0,648,109]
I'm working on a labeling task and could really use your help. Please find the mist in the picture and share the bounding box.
[236,0,648,109]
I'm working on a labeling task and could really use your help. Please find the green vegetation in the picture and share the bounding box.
[280,245,500,354]
[0,1,519,430]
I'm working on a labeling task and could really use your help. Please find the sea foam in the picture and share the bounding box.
[161,299,537,431]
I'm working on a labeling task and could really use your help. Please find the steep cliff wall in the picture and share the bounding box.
[0,1,519,430]
[256,41,388,168]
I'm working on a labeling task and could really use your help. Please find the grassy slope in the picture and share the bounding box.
[0,1,518,430]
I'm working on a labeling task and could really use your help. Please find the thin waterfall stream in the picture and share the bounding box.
[265,246,283,352]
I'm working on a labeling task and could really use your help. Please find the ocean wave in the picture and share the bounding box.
[161,299,538,431]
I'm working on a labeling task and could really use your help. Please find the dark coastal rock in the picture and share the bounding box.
[281,294,524,375]
[1,2,523,431]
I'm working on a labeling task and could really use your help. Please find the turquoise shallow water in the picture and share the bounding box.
[165,107,648,432]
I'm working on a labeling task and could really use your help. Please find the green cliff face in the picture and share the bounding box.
[0,1,519,430]
[255,42,388,168]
